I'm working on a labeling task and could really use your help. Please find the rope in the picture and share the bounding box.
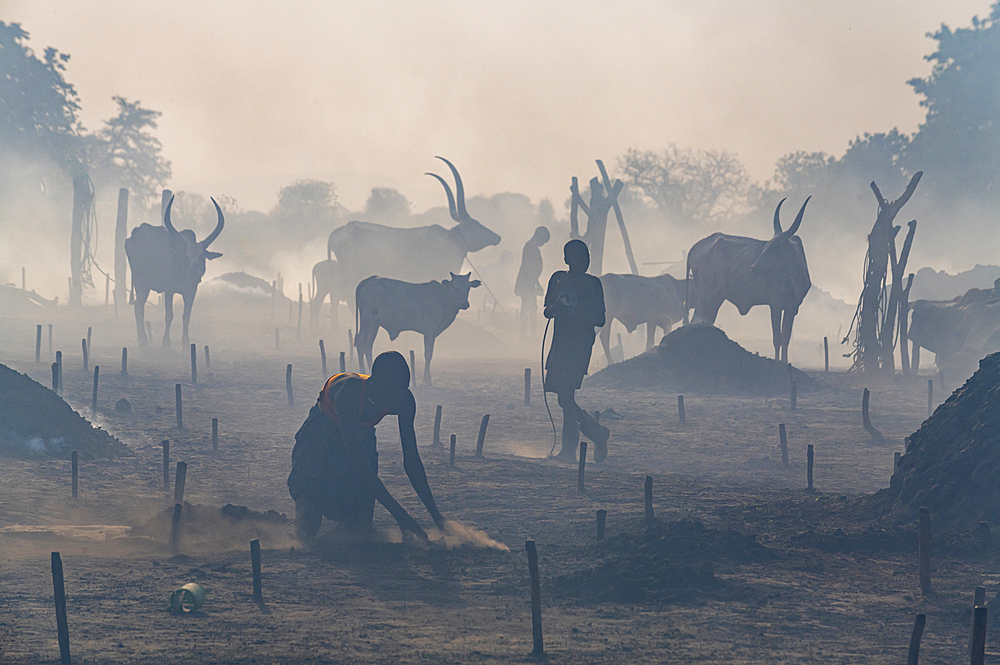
[462,255,515,326]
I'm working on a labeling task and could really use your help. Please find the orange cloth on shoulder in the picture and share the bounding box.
[318,373,390,427]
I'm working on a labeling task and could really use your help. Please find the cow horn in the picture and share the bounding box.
[426,172,461,223]
[785,196,810,237]
[163,196,178,234]
[201,197,225,247]
[436,156,470,221]
[772,198,786,235]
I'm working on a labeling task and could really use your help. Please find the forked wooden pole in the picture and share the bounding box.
[51,551,71,665]
[525,540,544,659]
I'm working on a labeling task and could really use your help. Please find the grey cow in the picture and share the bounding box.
[686,197,811,363]
[355,272,481,385]
[125,196,224,348]
[599,272,686,365]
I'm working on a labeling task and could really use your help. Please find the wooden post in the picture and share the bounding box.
[971,606,988,665]
[169,503,182,552]
[175,384,183,429]
[86,326,91,354]
[524,368,531,406]
[918,506,931,594]
[121,347,128,375]
[286,364,294,407]
[35,324,41,363]
[862,388,884,441]
[449,434,456,468]
[56,351,62,395]
[644,475,655,527]
[71,450,78,500]
[409,350,416,388]
[51,363,58,392]
[82,338,88,371]
[807,445,814,491]
[319,340,327,376]
[790,381,797,410]
[91,366,99,413]
[274,327,280,351]
[50,551,71,665]
[114,188,129,317]
[779,424,789,468]
[596,509,607,540]
[162,441,170,490]
[190,343,197,384]
[173,461,187,505]
[927,379,933,418]
[824,336,829,372]
[297,284,303,340]
[475,414,490,457]
[906,613,925,665]
[894,451,901,472]
[250,539,263,605]
[48,323,53,355]
[212,418,219,451]
[204,345,211,371]
[339,351,346,373]
[677,395,685,423]
[525,540,544,659]
[970,586,987,657]
[578,442,587,491]
[433,405,443,447]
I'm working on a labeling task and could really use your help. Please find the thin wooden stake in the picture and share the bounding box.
[51,362,58,392]
[175,384,183,429]
[286,364,294,407]
[190,343,197,384]
[970,586,987,657]
[644,475,655,527]
[790,381,797,410]
[250,538,263,604]
[169,503,182,552]
[971,606,988,665]
[906,613,925,665]
[918,506,931,594]
[578,441,587,491]
[121,347,128,376]
[51,551,71,665]
[524,368,531,406]
[824,336,829,372]
[339,351,346,373]
[173,461,188,506]
[56,350,62,395]
[677,395,685,423]
[525,540,544,659]
[82,338,88,370]
[86,326,92,353]
[71,450,78,500]
[475,414,490,457]
[596,509,607,540]
[35,324,41,363]
[212,418,219,451]
[433,405,443,447]
[297,285,303,340]
[162,440,170,490]
[91,366,99,413]
[862,388,884,441]
[779,423,789,468]
[204,345,211,371]
[48,323,53,355]
[807,444,814,491]
[319,340,327,376]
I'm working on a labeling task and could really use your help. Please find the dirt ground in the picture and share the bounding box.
[0,310,996,664]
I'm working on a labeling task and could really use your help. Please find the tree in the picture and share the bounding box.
[92,96,171,208]
[364,187,410,222]
[905,4,1000,201]
[618,145,751,226]
[0,21,83,164]
[277,179,336,212]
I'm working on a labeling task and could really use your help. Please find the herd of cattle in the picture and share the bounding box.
[119,158,1000,383]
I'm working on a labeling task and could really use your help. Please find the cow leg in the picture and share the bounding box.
[422,335,436,386]
[694,298,723,325]
[181,289,196,349]
[780,310,796,364]
[912,344,921,374]
[162,292,174,349]
[330,291,339,333]
[133,286,151,347]
[769,306,782,360]
[646,322,659,351]
[310,286,327,331]
[599,323,613,366]
[355,318,376,374]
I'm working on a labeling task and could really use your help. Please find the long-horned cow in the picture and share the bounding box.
[329,157,500,306]
[686,197,811,362]
[599,272,686,364]
[310,259,341,331]
[125,196,224,348]
[355,272,481,385]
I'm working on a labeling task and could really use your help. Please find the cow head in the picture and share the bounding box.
[426,156,501,253]
[749,197,810,280]
[164,196,225,282]
[445,271,482,310]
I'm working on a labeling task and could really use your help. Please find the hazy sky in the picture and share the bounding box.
[5,0,990,212]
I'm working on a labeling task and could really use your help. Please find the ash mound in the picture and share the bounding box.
[134,503,292,551]
[871,352,1000,532]
[588,324,813,395]
[554,519,772,604]
[0,364,126,459]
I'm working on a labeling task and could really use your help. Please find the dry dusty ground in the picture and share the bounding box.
[0,311,996,664]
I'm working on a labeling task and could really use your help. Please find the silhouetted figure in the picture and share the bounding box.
[515,226,550,339]
[287,351,444,543]
[544,240,611,461]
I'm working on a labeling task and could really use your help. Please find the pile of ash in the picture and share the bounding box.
[0,364,126,459]
[134,503,292,551]
[553,519,772,604]
[587,323,813,395]
[871,351,1000,532]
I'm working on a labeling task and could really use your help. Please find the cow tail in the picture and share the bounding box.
[683,254,691,326]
